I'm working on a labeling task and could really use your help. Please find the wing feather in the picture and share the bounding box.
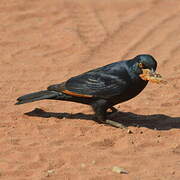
[48,61,129,99]
[65,71,128,98]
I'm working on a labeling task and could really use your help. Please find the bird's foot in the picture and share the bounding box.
[95,117,126,128]
[105,119,126,129]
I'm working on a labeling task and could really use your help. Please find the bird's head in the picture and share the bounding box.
[135,54,157,72]
[131,54,166,84]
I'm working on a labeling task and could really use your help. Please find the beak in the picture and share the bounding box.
[139,68,167,84]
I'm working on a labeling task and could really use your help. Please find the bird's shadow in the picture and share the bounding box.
[25,108,180,130]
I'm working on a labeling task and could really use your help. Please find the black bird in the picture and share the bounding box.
[16,54,161,127]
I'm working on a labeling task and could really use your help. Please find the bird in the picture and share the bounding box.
[15,54,161,128]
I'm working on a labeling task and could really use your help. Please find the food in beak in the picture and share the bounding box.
[139,69,167,84]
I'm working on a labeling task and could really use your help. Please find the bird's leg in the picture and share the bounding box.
[91,99,107,124]
[92,100,126,128]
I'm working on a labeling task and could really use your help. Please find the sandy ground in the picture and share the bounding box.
[0,0,180,179]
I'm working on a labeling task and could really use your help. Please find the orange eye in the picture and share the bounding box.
[138,63,143,68]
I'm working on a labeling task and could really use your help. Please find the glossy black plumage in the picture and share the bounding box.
[16,54,157,124]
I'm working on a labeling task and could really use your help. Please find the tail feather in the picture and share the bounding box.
[15,90,58,105]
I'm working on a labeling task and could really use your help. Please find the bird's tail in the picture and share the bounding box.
[15,90,59,105]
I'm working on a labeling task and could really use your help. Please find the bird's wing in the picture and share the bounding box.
[63,71,128,99]
[47,61,129,99]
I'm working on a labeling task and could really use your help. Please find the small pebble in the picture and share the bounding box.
[92,160,96,165]
[45,169,55,177]
[127,129,133,134]
[81,163,86,168]
[112,166,128,174]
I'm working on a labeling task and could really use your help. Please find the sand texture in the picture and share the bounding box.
[0,0,180,179]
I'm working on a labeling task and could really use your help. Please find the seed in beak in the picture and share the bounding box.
[139,68,166,84]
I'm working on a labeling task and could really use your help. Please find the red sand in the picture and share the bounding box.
[0,0,180,179]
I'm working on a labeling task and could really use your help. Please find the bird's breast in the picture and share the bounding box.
[108,80,148,106]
